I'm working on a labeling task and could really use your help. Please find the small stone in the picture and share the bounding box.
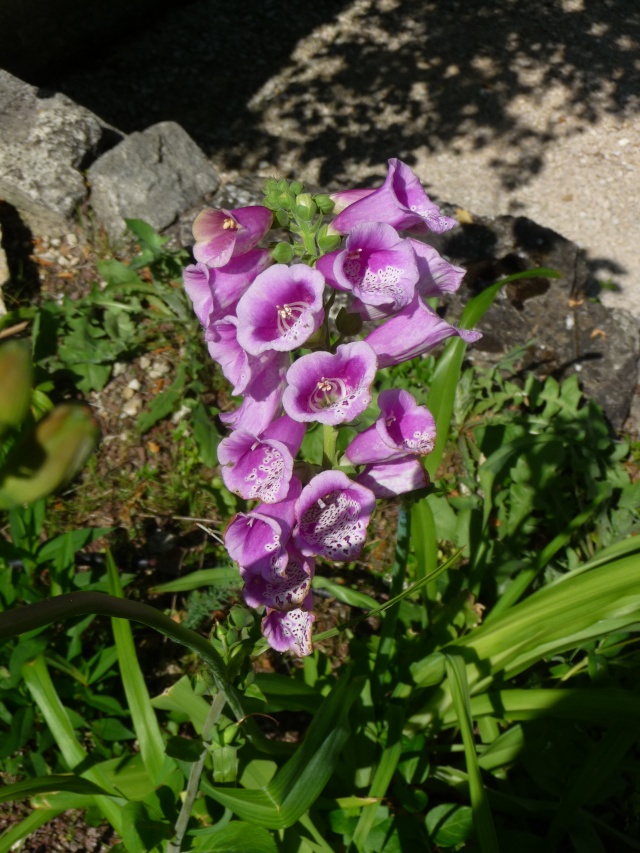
[66,233,79,247]
[122,398,141,417]
[127,378,141,391]
[122,386,135,400]
[139,356,151,369]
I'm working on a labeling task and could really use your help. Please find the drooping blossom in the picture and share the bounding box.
[365,294,482,368]
[330,187,376,213]
[356,457,429,498]
[217,415,305,504]
[295,470,376,561]
[331,159,458,235]
[408,239,466,298]
[316,223,418,313]
[224,477,302,575]
[262,607,315,657]
[192,206,273,268]
[219,351,290,436]
[183,250,273,328]
[283,341,378,426]
[346,389,436,464]
[235,264,325,355]
[243,544,314,611]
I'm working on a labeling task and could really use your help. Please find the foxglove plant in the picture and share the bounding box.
[184,160,482,656]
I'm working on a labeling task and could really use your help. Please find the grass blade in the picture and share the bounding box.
[106,549,168,783]
[445,655,498,852]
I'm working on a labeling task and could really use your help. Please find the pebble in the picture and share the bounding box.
[122,399,141,417]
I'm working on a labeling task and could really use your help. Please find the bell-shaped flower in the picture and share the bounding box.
[220,351,290,436]
[316,223,418,314]
[330,187,376,213]
[283,341,378,426]
[331,159,458,235]
[243,544,314,611]
[346,389,436,464]
[224,477,302,575]
[262,607,315,657]
[408,239,466,298]
[192,205,273,268]
[295,470,376,561]
[217,415,305,504]
[364,294,482,368]
[184,250,273,329]
[235,264,325,355]
[357,457,429,498]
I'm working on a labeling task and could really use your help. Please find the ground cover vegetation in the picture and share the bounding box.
[0,164,639,852]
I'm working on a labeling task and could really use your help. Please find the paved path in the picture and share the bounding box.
[50,0,640,313]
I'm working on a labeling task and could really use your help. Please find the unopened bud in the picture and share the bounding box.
[314,194,335,215]
[335,308,363,336]
[295,193,317,221]
[0,404,99,509]
[271,242,295,264]
[317,225,342,254]
[0,340,33,435]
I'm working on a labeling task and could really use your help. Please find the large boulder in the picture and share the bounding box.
[87,122,220,240]
[0,69,122,234]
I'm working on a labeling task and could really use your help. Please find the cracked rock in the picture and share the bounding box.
[87,121,220,240]
[0,69,122,234]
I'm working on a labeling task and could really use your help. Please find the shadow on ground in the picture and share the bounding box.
[39,0,639,189]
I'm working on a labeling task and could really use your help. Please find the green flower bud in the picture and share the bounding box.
[275,208,290,227]
[295,193,318,221]
[0,404,100,509]
[271,241,295,263]
[317,225,342,254]
[335,307,363,336]
[290,180,304,195]
[314,194,335,215]
[0,340,33,436]
[278,191,296,210]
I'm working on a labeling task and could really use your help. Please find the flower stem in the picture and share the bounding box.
[322,424,338,469]
[167,689,227,853]
[0,591,245,722]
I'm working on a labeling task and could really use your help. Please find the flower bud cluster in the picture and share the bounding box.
[183,159,481,656]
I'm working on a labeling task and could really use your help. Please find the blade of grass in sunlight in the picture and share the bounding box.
[445,655,498,853]
[21,655,124,833]
[106,549,169,784]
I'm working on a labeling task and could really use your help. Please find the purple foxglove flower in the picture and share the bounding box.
[205,316,253,396]
[331,159,458,235]
[220,351,290,436]
[315,223,417,313]
[235,264,325,355]
[262,607,315,657]
[364,294,482,368]
[217,417,304,504]
[408,239,466,298]
[183,262,215,327]
[224,477,302,575]
[192,206,273,268]
[184,250,273,329]
[346,389,436,464]
[357,457,429,498]
[218,429,294,503]
[283,341,378,426]
[243,545,314,611]
[295,470,376,561]
[330,187,376,213]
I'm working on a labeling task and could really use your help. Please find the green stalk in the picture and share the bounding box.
[168,689,227,853]
[0,591,245,722]
[322,423,338,469]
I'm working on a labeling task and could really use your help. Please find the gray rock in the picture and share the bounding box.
[0,69,122,234]
[424,211,640,430]
[87,122,220,240]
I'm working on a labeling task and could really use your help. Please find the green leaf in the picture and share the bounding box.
[312,575,377,610]
[190,822,278,853]
[149,567,239,594]
[445,655,498,852]
[106,550,169,783]
[136,364,187,432]
[0,807,64,853]
[92,717,136,741]
[166,735,205,763]
[192,401,220,466]
[151,675,211,734]
[0,774,108,804]
[425,803,474,847]
[202,674,359,828]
